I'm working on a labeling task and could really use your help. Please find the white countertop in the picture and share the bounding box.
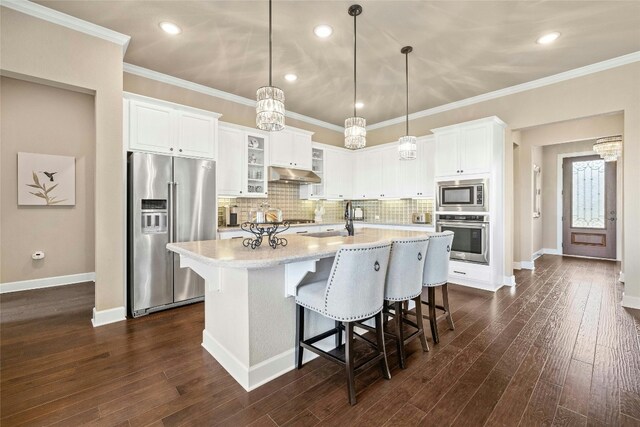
[217,221,434,233]
[168,228,432,269]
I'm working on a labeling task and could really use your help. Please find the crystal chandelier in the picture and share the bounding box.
[344,5,366,150]
[593,135,622,162]
[256,0,285,131]
[398,46,416,160]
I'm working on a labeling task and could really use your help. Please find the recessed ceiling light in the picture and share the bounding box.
[355,101,364,109]
[284,73,298,82]
[313,24,333,38]
[536,31,560,45]
[160,21,182,35]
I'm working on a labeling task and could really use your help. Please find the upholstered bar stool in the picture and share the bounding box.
[421,231,455,344]
[295,241,392,405]
[360,237,430,369]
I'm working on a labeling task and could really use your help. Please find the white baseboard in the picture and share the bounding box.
[619,272,625,283]
[0,272,95,294]
[543,248,561,255]
[532,249,544,260]
[622,292,640,310]
[202,329,320,391]
[512,262,521,270]
[91,306,126,327]
[520,261,535,270]
[503,275,516,287]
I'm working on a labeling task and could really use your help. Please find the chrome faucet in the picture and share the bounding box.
[344,200,354,236]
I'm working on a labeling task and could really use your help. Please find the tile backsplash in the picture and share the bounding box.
[219,182,433,224]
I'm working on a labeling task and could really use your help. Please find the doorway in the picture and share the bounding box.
[562,155,616,259]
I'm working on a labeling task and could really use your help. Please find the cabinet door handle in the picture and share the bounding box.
[231,236,243,240]
[170,148,174,151]
[453,270,467,275]
[179,149,183,153]
[296,231,308,234]
[239,191,243,194]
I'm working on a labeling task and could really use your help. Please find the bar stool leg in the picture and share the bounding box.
[442,284,455,330]
[413,295,429,352]
[428,287,439,344]
[335,321,343,348]
[345,322,357,405]
[375,312,392,379]
[295,305,304,369]
[394,301,406,368]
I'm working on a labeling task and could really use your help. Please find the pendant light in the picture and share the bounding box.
[593,135,622,162]
[256,0,285,131]
[344,4,366,150]
[398,46,416,160]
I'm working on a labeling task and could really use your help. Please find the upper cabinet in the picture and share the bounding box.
[125,93,220,159]
[269,128,313,170]
[433,117,504,178]
[217,123,269,198]
[300,145,353,200]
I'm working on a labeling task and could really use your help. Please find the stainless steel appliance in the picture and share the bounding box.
[412,212,432,224]
[437,178,488,212]
[268,166,321,184]
[436,214,489,264]
[128,152,216,317]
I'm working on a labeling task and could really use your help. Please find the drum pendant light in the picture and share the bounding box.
[256,0,285,131]
[398,46,416,160]
[344,4,366,150]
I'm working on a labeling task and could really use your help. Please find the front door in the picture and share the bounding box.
[562,155,616,259]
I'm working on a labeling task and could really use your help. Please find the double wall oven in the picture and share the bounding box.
[436,178,490,265]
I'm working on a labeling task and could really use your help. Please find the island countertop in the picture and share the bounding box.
[167,227,431,269]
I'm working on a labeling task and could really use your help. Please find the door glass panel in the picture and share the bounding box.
[571,159,605,229]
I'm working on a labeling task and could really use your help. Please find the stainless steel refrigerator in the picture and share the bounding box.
[127,152,216,317]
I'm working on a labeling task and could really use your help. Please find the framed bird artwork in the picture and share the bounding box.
[17,152,76,206]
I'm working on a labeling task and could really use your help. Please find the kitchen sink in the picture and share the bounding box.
[305,230,358,238]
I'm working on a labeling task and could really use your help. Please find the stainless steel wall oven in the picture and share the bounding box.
[436,214,489,264]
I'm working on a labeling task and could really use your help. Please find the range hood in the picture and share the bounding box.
[268,166,321,184]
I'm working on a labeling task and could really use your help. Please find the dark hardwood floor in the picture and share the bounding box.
[1,255,639,426]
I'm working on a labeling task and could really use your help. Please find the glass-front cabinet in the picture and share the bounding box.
[246,134,268,198]
[300,147,324,199]
[218,124,268,198]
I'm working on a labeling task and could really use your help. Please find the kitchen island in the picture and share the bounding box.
[168,228,431,391]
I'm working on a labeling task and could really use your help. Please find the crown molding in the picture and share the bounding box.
[1,0,131,56]
[367,51,640,131]
[123,63,345,133]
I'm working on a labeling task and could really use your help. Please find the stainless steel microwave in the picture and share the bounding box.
[437,178,488,212]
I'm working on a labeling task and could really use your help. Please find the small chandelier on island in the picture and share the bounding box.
[398,45,416,160]
[256,0,285,131]
[344,4,366,150]
[593,135,622,162]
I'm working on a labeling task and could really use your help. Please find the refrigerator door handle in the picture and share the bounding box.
[167,181,175,244]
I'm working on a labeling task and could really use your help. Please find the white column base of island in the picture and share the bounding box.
[168,228,431,391]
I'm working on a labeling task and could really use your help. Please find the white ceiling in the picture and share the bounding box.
[35,1,640,127]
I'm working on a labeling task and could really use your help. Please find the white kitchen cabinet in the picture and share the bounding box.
[129,99,174,154]
[324,148,352,199]
[177,111,216,158]
[126,93,220,159]
[217,126,246,197]
[434,130,460,177]
[217,124,269,198]
[418,136,436,197]
[380,146,400,198]
[433,119,494,178]
[269,128,313,170]
[352,149,383,200]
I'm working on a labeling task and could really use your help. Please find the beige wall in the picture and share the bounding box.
[123,73,344,147]
[1,7,124,312]
[1,77,95,282]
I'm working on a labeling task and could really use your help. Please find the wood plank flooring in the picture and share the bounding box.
[1,255,639,426]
